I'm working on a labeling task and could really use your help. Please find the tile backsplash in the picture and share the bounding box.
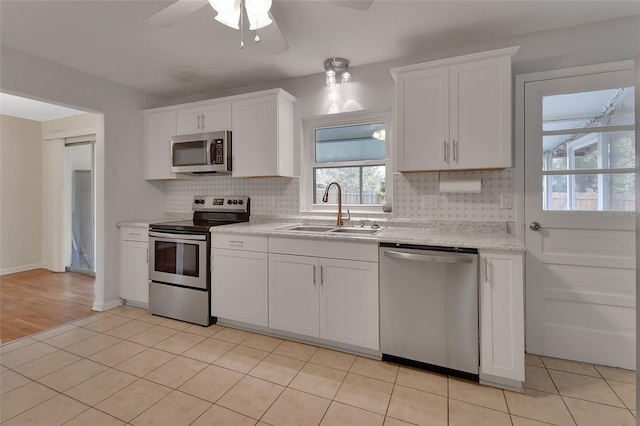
[392,169,515,222]
[166,176,300,215]
[165,169,515,222]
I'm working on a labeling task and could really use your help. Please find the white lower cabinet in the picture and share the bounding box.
[211,234,268,327]
[119,227,149,306]
[268,239,379,351]
[268,254,319,336]
[320,258,379,350]
[479,250,525,383]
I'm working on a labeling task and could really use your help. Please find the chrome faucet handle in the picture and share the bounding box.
[343,209,351,222]
[358,219,365,228]
[371,221,380,229]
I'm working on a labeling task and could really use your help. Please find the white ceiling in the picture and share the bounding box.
[0,93,86,121]
[1,1,639,101]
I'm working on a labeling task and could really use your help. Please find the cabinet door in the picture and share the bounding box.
[396,67,449,171]
[320,258,379,350]
[119,240,149,305]
[268,254,319,337]
[211,249,268,327]
[450,56,512,169]
[232,95,279,177]
[144,110,177,180]
[201,103,232,132]
[176,103,231,135]
[176,108,201,135]
[479,250,524,381]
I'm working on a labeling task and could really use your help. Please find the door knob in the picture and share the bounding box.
[530,222,541,231]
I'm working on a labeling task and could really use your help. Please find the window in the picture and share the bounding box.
[542,87,635,211]
[303,112,391,211]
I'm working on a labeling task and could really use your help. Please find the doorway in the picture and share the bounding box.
[64,138,95,275]
[521,65,636,369]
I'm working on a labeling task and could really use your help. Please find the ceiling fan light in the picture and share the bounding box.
[209,0,241,29]
[247,13,273,30]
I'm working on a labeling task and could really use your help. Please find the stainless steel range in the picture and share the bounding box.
[149,196,249,326]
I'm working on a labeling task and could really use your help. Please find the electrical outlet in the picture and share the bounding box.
[421,194,439,209]
[500,193,512,209]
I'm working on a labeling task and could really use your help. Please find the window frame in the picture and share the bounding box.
[301,111,393,213]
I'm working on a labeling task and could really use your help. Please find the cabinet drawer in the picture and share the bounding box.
[212,234,267,252]
[121,227,148,242]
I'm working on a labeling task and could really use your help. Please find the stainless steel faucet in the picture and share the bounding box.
[322,181,345,226]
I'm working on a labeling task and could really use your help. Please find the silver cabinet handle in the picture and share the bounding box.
[197,114,202,130]
[320,265,324,286]
[444,140,448,163]
[313,264,316,285]
[228,240,244,246]
[146,248,149,264]
[453,140,458,162]
[484,257,489,284]
[384,249,473,264]
[201,114,206,129]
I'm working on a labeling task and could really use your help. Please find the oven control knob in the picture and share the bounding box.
[232,200,238,205]
[227,200,232,205]
[238,200,243,205]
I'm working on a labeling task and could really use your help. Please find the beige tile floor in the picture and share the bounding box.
[0,305,636,425]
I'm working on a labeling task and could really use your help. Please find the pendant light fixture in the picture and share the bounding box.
[208,0,273,48]
[324,58,351,87]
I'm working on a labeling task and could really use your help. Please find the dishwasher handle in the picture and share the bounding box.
[383,249,474,264]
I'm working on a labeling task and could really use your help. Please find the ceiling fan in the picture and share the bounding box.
[145,0,373,54]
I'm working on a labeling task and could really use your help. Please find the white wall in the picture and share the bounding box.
[165,16,640,224]
[0,115,42,274]
[1,46,166,310]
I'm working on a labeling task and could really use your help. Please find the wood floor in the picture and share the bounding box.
[0,269,96,343]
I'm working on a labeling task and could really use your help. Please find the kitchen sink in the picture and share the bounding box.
[278,225,336,232]
[329,228,382,235]
[277,224,384,235]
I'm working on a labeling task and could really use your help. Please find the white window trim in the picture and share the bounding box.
[300,110,393,214]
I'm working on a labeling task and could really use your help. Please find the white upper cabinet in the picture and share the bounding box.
[176,102,232,135]
[143,88,296,180]
[232,90,296,177]
[144,110,177,180]
[392,47,519,172]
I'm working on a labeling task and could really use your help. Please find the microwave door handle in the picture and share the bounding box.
[206,139,214,165]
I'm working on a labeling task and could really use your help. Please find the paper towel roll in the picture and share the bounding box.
[439,176,482,193]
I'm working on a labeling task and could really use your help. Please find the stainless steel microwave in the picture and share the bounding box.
[171,131,232,174]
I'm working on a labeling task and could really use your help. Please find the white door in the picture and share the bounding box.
[524,68,636,369]
[268,254,319,337]
[319,258,379,350]
[211,248,268,327]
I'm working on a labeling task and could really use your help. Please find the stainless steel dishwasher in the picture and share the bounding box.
[379,243,479,381]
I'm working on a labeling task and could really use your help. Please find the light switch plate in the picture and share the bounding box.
[421,194,439,209]
[500,193,512,209]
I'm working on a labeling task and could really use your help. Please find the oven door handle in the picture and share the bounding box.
[149,231,207,241]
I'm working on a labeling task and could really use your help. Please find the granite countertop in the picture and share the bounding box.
[210,221,525,251]
[116,219,167,228]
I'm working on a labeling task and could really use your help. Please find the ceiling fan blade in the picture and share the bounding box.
[145,0,209,27]
[329,0,373,11]
[259,11,289,54]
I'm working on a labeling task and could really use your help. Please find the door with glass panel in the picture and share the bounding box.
[524,68,635,369]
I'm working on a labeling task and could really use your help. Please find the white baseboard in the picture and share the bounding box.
[0,263,44,276]
[93,298,123,312]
